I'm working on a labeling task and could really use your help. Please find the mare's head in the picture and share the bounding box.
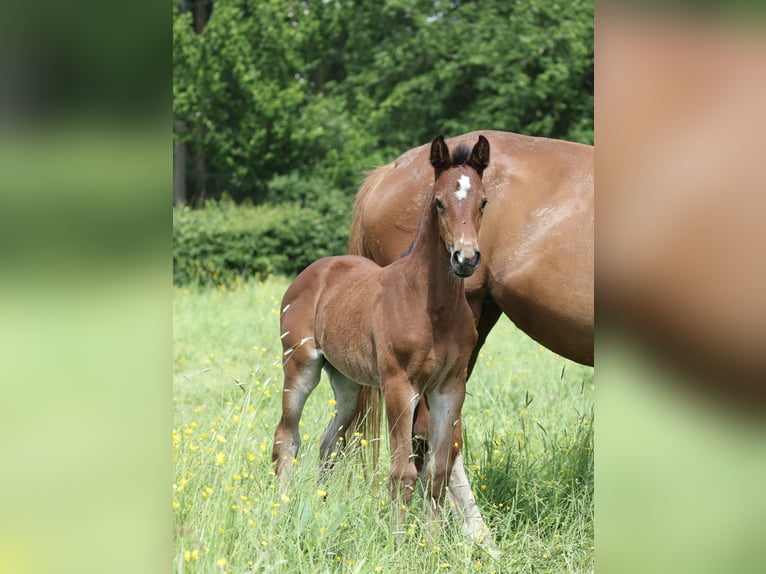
[429,134,490,277]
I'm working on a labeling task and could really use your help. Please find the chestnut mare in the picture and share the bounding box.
[272,135,492,540]
[347,130,594,476]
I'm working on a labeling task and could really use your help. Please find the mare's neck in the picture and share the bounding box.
[403,188,465,314]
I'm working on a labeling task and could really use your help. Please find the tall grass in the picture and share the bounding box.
[173,278,593,573]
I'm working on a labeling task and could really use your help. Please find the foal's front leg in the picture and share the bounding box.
[434,400,495,548]
[424,380,466,526]
[447,422,495,548]
[382,375,418,531]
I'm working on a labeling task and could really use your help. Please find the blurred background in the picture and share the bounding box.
[597,3,766,573]
[0,1,168,573]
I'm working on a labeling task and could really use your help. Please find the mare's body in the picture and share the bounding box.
[351,130,594,369]
[347,131,593,464]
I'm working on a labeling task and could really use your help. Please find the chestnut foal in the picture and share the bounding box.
[272,135,491,541]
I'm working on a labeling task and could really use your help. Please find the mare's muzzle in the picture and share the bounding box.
[450,247,481,277]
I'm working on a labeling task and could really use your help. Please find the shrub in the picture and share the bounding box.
[173,200,349,286]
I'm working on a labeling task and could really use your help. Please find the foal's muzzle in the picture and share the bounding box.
[450,248,481,277]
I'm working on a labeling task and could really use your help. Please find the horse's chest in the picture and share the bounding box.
[410,329,473,388]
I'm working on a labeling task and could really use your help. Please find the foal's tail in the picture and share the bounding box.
[346,387,383,467]
[344,163,394,468]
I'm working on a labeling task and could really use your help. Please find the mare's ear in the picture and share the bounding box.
[467,135,490,178]
[429,135,451,180]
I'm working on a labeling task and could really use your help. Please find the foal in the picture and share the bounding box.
[272,135,490,535]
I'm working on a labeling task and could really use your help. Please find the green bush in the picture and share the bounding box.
[173,199,349,286]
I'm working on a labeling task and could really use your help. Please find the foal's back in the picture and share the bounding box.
[280,254,387,386]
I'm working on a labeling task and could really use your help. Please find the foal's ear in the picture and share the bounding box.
[430,135,451,180]
[467,135,490,178]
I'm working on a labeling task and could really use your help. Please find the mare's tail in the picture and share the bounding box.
[347,163,391,258]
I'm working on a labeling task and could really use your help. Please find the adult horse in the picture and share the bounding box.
[347,130,594,459]
[272,135,492,541]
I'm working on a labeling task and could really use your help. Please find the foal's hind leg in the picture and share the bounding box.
[412,397,430,475]
[272,340,323,486]
[318,366,361,478]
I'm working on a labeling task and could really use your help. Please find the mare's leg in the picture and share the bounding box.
[383,377,418,530]
[271,339,323,486]
[466,299,502,378]
[318,366,361,477]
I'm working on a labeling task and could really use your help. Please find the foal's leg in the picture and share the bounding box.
[423,381,466,530]
[427,388,494,547]
[318,366,361,478]
[446,424,494,547]
[448,457,494,549]
[411,397,430,475]
[383,376,418,530]
[271,340,323,486]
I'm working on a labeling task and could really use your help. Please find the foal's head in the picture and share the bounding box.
[429,134,490,278]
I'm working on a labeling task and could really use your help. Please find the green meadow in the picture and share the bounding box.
[173,277,594,573]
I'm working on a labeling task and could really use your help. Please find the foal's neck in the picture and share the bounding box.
[404,187,465,314]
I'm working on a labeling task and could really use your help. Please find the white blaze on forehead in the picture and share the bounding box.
[455,175,471,201]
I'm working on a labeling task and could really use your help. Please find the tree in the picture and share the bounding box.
[173,0,593,205]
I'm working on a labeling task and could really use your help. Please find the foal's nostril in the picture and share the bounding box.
[451,249,481,271]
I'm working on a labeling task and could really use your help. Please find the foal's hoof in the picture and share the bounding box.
[471,532,500,560]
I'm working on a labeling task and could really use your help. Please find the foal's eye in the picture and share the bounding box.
[480,197,488,211]
[435,198,445,211]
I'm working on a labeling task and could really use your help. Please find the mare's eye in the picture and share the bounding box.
[435,198,445,211]
[480,197,488,210]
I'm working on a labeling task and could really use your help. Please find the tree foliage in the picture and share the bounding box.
[173,0,593,206]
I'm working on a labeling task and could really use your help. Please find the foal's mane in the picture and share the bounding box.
[450,144,472,167]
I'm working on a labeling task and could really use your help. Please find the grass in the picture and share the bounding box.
[173,277,594,573]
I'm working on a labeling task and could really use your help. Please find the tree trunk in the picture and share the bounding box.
[173,121,187,207]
